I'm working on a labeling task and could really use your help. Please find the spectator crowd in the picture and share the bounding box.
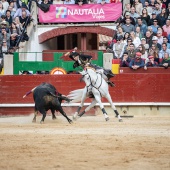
[106,0,170,69]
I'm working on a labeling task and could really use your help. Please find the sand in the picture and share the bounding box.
[0,114,170,170]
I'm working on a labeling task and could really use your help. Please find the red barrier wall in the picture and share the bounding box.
[1,68,170,116]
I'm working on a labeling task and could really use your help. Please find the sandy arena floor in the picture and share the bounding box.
[0,114,170,170]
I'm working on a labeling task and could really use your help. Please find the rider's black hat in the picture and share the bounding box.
[69,52,79,60]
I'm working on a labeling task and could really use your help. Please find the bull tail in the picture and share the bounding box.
[67,88,84,103]
[23,87,37,98]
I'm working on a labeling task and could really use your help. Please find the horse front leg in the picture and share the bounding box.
[94,94,109,121]
[78,99,97,118]
[105,94,123,122]
[73,88,87,121]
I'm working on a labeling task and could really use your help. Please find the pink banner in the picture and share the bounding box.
[39,3,122,23]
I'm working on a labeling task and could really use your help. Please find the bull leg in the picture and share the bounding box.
[57,106,72,124]
[39,109,47,124]
[32,110,38,123]
[51,109,56,120]
[78,99,97,118]
[105,94,122,122]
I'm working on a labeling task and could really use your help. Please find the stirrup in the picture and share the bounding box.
[107,81,115,87]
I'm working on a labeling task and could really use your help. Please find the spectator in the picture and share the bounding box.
[135,26,144,40]
[144,1,152,17]
[129,52,145,70]
[0,28,10,47]
[159,52,170,68]
[64,0,75,5]
[149,0,156,9]
[151,19,159,34]
[41,0,52,4]
[163,0,168,8]
[1,0,9,12]
[159,43,170,59]
[124,3,131,15]
[162,19,170,36]
[19,10,30,29]
[152,2,161,15]
[130,6,140,23]
[162,36,170,49]
[116,26,124,38]
[0,15,10,29]
[120,11,136,26]
[7,4,16,18]
[0,3,5,18]
[121,17,135,33]
[166,3,170,16]
[1,39,9,54]
[147,26,156,36]
[135,17,147,35]
[156,31,163,45]
[156,8,168,27]
[141,7,150,26]
[75,0,87,6]
[120,52,131,67]
[123,32,130,45]
[148,43,159,64]
[148,12,157,26]
[145,30,153,47]
[141,37,149,51]
[112,35,125,59]
[137,44,148,62]
[14,17,23,33]
[144,55,158,70]
[126,43,136,59]
[5,10,13,26]
[133,0,143,15]
[97,0,109,5]
[157,26,168,37]
[152,36,161,50]
[130,31,141,48]
[14,2,30,18]
[53,0,64,4]
[124,38,132,51]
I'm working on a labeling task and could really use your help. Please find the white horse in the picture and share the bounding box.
[68,66,122,122]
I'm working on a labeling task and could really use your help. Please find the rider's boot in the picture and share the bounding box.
[107,80,115,87]
[104,69,115,87]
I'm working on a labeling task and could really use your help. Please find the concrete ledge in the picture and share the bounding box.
[0,102,170,107]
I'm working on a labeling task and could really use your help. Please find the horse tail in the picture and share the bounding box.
[23,87,37,98]
[67,88,84,103]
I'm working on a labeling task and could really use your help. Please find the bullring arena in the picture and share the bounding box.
[1,72,170,170]
[0,114,170,170]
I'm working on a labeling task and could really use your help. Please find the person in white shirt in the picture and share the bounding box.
[130,31,141,48]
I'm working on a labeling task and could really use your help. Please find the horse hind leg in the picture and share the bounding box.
[78,99,97,118]
[73,88,87,121]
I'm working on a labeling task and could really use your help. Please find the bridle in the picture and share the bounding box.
[82,68,103,96]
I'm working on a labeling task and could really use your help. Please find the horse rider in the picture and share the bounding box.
[68,50,115,87]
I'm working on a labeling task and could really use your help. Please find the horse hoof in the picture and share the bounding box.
[52,117,56,120]
[68,119,73,124]
[72,115,77,121]
[119,119,123,122]
[105,117,109,121]
[32,119,36,123]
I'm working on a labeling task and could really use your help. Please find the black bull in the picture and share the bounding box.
[23,83,72,124]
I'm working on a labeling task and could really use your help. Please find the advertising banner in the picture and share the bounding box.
[39,3,122,23]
